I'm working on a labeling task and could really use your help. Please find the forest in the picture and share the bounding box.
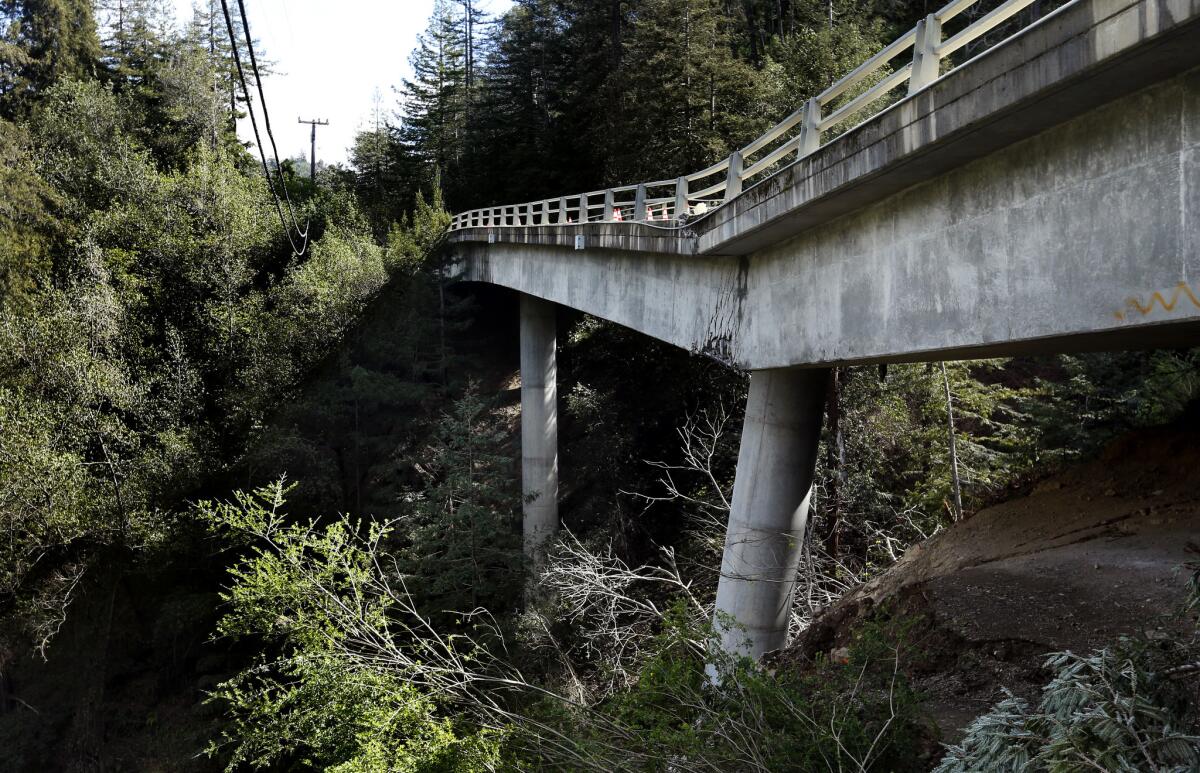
[1,0,1199,770]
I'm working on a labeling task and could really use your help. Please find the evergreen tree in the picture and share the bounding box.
[183,0,264,134]
[350,92,415,237]
[401,386,523,617]
[396,0,484,204]
[553,0,631,189]
[607,0,765,182]
[0,120,59,306]
[95,0,172,96]
[760,16,886,119]
[460,0,564,205]
[0,0,100,116]
[397,0,470,199]
[457,0,487,123]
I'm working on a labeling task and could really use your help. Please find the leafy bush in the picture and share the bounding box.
[528,606,930,772]
[201,481,505,772]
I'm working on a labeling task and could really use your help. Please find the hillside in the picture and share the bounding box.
[786,416,1200,740]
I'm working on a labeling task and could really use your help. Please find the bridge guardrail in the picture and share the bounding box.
[450,0,1060,232]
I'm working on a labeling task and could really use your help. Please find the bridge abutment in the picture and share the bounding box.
[714,367,828,660]
[520,294,559,566]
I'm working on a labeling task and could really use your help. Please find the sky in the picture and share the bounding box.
[170,0,513,165]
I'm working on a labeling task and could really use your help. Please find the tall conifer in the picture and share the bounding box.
[0,0,100,116]
[397,0,469,197]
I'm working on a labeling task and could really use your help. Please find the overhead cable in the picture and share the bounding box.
[235,0,309,239]
[219,0,310,256]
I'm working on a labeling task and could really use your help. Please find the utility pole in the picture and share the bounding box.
[297,117,329,184]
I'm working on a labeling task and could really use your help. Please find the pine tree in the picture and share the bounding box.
[350,91,415,237]
[186,0,274,134]
[556,0,631,189]
[401,386,523,617]
[95,0,172,96]
[457,0,486,122]
[397,0,469,197]
[0,0,100,116]
[606,0,765,182]
[460,0,564,205]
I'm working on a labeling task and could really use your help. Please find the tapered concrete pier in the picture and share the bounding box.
[520,294,559,565]
[713,367,828,659]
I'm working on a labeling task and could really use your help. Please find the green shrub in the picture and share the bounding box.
[533,606,930,772]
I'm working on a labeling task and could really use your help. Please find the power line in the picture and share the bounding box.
[218,0,309,257]
[234,0,308,239]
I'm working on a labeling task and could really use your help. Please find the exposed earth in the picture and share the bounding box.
[786,420,1200,741]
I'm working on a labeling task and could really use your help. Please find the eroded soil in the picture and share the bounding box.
[783,422,1200,740]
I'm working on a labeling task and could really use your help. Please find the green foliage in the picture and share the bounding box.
[386,184,453,273]
[0,119,58,306]
[0,2,402,670]
[604,0,766,181]
[935,642,1200,771]
[351,115,412,239]
[529,605,929,771]
[239,180,458,521]
[400,385,523,616]
[201,482,504,772]
[0,0,100,117]
[938,565,1200,771]
[398,0,469,188]
[233,225,389,424]
[806,353,1200,581]
[360,0,915,212]
[30,78,154,216]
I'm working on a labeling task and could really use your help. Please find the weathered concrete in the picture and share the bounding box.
[694,0,1200,256]
[713,367,828,660]
[520,295,558,563]
[449,0,1200,664]
[450,0,1200,258]
[454,60,1200,370]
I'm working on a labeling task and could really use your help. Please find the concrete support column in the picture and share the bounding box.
[520,294,559,565]
[713,366,829,660]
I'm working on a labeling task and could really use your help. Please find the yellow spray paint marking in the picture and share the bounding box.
[1114,281,1200,321]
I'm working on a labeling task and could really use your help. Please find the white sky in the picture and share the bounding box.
[170,0,514,165]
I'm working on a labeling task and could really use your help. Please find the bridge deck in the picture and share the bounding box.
[449,0,1200,370]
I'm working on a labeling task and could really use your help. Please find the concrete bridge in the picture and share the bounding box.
[446,0,1200,660]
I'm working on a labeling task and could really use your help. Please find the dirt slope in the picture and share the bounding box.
[786,422,1200,739]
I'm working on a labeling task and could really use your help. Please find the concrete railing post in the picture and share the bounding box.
[603,189,616,221]
[723,151,744,203]
[633,184,648,221]
[712,366,829,661]
[674,176,689,219]
[796,98,822,158]
[908,14,942,95]
[520,294,559,567]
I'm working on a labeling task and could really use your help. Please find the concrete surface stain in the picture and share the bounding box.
[698,258,750,365]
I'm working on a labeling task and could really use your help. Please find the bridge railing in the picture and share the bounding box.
[450,0,1059,232]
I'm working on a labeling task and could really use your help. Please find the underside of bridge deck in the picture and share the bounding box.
[464,0,1200,662]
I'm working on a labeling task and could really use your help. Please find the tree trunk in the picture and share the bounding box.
[941,363,963,521]
[823,367,845,554]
